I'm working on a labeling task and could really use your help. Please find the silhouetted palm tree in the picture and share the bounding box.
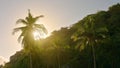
[13,10,47,49]
[72,15,108,68]
[12,10,47,68]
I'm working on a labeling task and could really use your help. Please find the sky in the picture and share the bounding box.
[0,0,120,62]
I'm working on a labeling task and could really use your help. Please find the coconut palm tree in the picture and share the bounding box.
[13,9,47,49]
[72,15,108,68]
[12,10,47,68]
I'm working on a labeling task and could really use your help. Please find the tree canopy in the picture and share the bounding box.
[3,3,120,68]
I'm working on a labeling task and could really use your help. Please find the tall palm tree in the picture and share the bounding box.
[72,15,108,68]
[13,9,47,49]
[12,10,47,68]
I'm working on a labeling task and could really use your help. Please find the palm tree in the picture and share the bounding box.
[12,10,47,68]
[72,15,108,68]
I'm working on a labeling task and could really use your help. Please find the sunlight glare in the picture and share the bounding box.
[33,30,47,40]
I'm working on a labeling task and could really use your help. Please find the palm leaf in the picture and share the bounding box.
[12,26,27,35]
[17,29,27,43]
[34,24,48,34]
[33,15,44,23]
[16,19,28,25]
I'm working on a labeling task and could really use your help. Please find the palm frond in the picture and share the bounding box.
[25,9,34,24]
[34,24,48,34]
[17,30,27,43]
[28,9,33,19]
[35,15,44,19]
[12,26,27,35]
[33,15,44,23]
[16,19,28,25]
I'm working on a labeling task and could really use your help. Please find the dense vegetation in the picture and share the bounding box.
[2,3,120,68]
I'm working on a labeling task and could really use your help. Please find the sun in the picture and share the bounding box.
[33,30,47,40]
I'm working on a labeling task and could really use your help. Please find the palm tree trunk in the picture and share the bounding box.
[30,52,33,68]
[91,44,96,68]
[47,64,49,68]
[57,52,61,68]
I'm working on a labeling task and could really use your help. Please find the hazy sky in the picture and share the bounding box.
[0,0,120,61]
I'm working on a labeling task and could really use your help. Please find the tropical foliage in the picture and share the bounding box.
[3,3,120,68]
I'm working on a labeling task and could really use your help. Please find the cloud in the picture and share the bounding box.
[0,56,8,65]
